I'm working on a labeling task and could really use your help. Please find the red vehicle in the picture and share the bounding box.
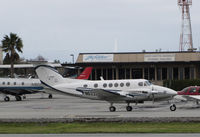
[177,86,200,104]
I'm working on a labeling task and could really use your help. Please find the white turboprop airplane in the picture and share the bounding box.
[35,65,178,112]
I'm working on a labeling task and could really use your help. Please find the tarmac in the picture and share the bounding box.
[1,94,200,122]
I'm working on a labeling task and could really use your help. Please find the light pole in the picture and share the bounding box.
[70,54,74,64]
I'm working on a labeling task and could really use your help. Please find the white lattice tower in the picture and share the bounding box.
[178,0,194,51]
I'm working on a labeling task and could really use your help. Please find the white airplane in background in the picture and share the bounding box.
[0,67,93,102]
[35,65,177,112]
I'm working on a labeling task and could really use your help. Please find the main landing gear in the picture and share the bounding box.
[109,103,133,112]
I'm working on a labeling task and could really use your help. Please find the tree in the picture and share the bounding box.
[1,33,23,78]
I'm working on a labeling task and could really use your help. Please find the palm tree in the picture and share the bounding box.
[1,33,23,78]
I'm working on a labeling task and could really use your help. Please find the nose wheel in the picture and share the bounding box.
[109,106,116,112]
[4,96,10,102]
[170,104,176,111]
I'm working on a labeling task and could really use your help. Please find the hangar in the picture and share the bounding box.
[75,51,200,85]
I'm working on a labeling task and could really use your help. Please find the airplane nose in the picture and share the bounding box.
[168,89,177,96]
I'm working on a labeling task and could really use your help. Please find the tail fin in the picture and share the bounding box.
[35,65,65,86]
[76,67,93,79]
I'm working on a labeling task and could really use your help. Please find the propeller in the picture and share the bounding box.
[150,86,158,104]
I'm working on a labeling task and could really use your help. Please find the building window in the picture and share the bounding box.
[144,68,149,79]
[92,69,95,80]
[149,68,155,80]
[126,68,130,79]
[179,67,184,80]
[96,69,102,80]
[119,68,125,79]
[185,67,190,79]
[173,68,179,80]
[162,68,167,80]
[132,68,143,79]
[190,67,195,79]
[108,69,113,80]
[103,69,107,80]
[157,68,162,81]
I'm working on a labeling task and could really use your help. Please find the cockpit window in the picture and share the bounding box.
[138,82,143,86]
[182,87,189,93]
[144,81,152,86]
[189,88,196,93]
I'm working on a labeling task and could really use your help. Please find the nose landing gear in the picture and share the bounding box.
[170,104,176,111]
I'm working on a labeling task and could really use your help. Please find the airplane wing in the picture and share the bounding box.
[0,89,41,96]
[183,95,200,101]
[76,87,149,102]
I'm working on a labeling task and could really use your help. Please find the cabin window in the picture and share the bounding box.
[94,83,98,88]
[126,82,130,87]
[138,82,143,86]
[83,84,88,88]
[109,83,113,87]
[7,82,10,85]
[2,82,5,85]
[114,83,118,87]
[189,88,196,93]
[22,82,24,85]
[103,83,107,88]
[14,82,16,85]
[120,83,124,87]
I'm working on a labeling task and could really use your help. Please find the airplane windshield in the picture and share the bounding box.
[145,81,152,86]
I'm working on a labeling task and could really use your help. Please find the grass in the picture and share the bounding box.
[0,122,200,134]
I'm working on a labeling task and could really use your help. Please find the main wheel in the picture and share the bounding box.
[109,106,116,112]
[170,104,176,111]
[4,96,10,102]
[15,96,22,101]
[48,94,53,99]
[126,106,133,111]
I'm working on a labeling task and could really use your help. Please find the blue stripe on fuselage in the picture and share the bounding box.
[0,86,43,90]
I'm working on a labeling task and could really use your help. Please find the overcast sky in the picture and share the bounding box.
[0,0,200,63]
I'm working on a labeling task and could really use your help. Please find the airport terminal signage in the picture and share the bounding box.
[83,54,114,62]
[144,54,175,62]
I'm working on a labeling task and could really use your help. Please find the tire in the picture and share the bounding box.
[170,104,176,111]
[4,96,10,102]
[109,106,116,112]
[126,106,133,111]
[15,96,22,101]
[48,94,53,99]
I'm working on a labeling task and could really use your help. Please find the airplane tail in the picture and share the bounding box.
[76,67,93,79]
[35,65,66,87]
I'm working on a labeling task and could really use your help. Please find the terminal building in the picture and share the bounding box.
[75,51,200,85]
